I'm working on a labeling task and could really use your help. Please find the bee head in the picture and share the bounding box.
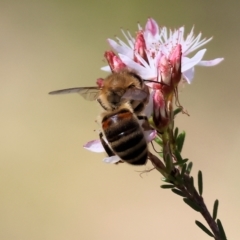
[97,70,146,111]
[107,88,126,108]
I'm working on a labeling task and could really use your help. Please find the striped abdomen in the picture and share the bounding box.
[102,108,148,165]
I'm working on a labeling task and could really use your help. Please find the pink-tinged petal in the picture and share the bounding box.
[169,44,182,72]
[182,67,195,84]
[83,140,105,153]
[103,155,121,164]
[181,49,206,72]
[145,18,159,36]
[197,58,224,67]
[101,65,111,72]
[144,130,157,142]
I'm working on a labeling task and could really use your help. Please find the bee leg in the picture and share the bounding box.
[97,98,108,111]
[137,115,152,130]
[99,132,115,157]
[136,167,156,178]
[137,115,148,121]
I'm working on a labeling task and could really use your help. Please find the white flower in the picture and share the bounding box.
[102,18,223,83]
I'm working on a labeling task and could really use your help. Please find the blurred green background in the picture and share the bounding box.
[0,0,239,239]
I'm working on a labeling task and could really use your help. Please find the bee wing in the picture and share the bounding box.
[121,88,148,101]
[49,87,100,101]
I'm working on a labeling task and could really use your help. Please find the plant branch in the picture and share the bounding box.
[148,153,222,240]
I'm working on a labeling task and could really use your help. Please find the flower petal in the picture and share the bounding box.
[83,140,105,153]
[120,30,135,49]
[182,67,195,84]
[118,54,156,79]
[103,155,121,164]
[108,39,132,57]
[181,49,206,72]
[197,58,224,67]
[144,129,157,142]
[101,65,111,72]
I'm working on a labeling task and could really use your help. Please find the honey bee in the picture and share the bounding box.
[49,70,151,165]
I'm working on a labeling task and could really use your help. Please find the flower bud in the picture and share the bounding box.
[152,90,170,130]
[96,78,104,88]
[134,31,148,63]
[104,51,126,72]
[145,18,159,37]
[169,44,182,86]
[158,55,171,86]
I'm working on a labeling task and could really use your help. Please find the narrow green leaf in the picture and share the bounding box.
[198,171,203,196]
[174,150,183,163]
[181,163,187,176]
[161,184,174,189]
[212,200,219,220]
[217,219,227,240]
[174,127,179,140]
[161,177,171,183]
[183,198,200,212]
[189,176,195,190]
[176,132,185,152]
[174,107,182,116]
[174,159,189,166]
[172,188,185,197]
[195,220,214,237]
[165,154,172,173]
[154,137,163,146]
[186,162,193,175]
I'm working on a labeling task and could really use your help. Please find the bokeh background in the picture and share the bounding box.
[0,0,239,239]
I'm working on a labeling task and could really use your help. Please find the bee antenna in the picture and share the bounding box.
[136,167,156,178]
